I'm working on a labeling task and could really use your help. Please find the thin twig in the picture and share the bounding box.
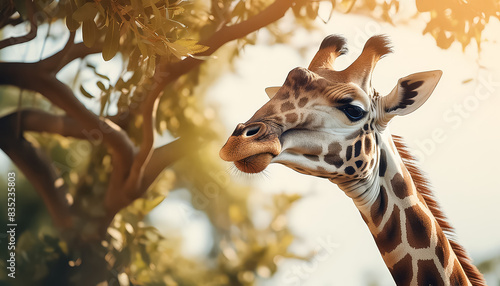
[0,0,37,50]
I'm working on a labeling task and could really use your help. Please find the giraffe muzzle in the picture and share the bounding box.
[219,122,282,173]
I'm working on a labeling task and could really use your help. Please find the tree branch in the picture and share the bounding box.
[33,75,136,209]
[0,4,18,29]
[101,135,196,223]
[42,41,103,73]
[122,96,159,198]
[140,136,198,192]
[0,108,138,234]
[0,61,135,168]
[40,31,76,71]
[0,112,72,228]
[0,0,37,50]
[0,61,136,218]
[158,0,295,84]
[1,108,87,139]
[0,108,128,140]
[0,16,24,29]
[0,0,296,234]
[121,0,294,207]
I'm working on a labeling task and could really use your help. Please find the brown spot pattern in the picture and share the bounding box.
[375,205,402,254]
[280,91,290,99]
[325,155,344,168]
[345,166,355,175]
[328,142,342,154]
[449,260,469,286]
[364,136,372,153]
[417,260,443,286]
[354,140,362,157]
[304,154,319,161]
[285,113,298,124]
[298,97,309,107]
[391,173,412,199]
[317,166,327,172]
[371,186,388,227]
[405,206,433,249]
[355,160,363,168]
[281,102,295,112]
[324,142,343,168]
[379,149,387,177]
[308,144,323,155]
[435,229,450,268]
[346,145,353,161]
[391,254,413,286]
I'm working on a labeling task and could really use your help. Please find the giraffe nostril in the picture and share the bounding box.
[244,125,261,137]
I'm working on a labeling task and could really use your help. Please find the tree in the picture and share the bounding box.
[0,0,498,285]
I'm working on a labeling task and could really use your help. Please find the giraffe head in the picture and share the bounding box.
[220,35,442,180]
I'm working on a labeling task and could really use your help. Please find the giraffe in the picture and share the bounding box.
[219,35,486,286]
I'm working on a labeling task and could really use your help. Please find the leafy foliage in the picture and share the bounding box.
[417,0,500,50]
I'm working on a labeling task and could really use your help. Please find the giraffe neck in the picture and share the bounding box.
[333,133,472,286]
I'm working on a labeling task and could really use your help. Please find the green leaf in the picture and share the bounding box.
[126,70,143,85]
[103,19,121,61]
[166,40,209,59]
[65,1,80,31]
[82,19,97,47]
[139,244,152,265]
[137,39,149,57]
[150,4,163,32]
[96,81,107,91]
[175,39,209,54]
[72,2,98,22]
[306,2,319,20]
[166,42,189,59]
[80,85,94,98]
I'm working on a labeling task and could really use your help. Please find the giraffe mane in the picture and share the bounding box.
[392,134,486,286]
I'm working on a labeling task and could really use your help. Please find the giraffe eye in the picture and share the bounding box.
[339,105,366,121]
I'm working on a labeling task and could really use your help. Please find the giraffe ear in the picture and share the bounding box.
[382,70,442,117]
[265,86,281,99]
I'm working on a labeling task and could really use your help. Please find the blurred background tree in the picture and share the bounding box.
[0,0,499,285]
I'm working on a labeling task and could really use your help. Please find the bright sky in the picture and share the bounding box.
[202,7,500,286]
